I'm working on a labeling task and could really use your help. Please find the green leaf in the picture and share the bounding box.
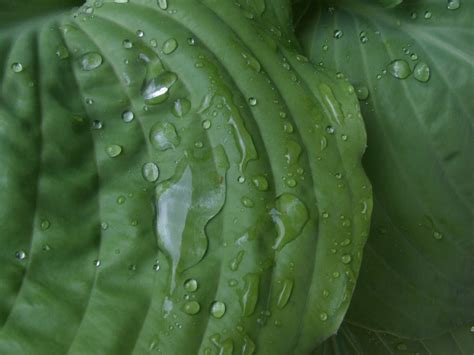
[312,322,474,355]
[296,0,474,338]
[0,0,371,354]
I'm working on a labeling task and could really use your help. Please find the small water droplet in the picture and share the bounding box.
[122,39,133,49]
[252,175,269,191]
[183,301,200,315]
[333,29,343,39]
[11,62,23,73]
[241,196,255,208]
[202,120,211,130]
[359,31,368,43]
[210,301,226,318]
[15,250,26,260]
[248,97,257,106]
[94,259,101,267]
[326,125,335,134]
[286,178,297,188]
[117,195,126,204]
[80,52,103,71]
[319,312,328,321]
[184,279,198,292]
[387,59,411,79]
[276,279,294,309]
[142,162,160,182]
[424,11,432,19]
[341,254,352,264]
[332,271,340,278]
[106,144,123,158]
[355,85,369,100]
[433,231,443,240]
[40,219,50,230]
[187,37,195,45]
[237,176,246,184]
[56,45,70,59]
[157,0,168,10]
[122,110,135,122]
[322,44,328,51]
[162,38,178,54]
[91,120,103,130]
[322,211,329,219]
[42,244,51,252]
[149,122,179,150]
[410,53,418,61]
[136,29,145,38]
[447,0,460,10]
[411,12,417,19]
[172,98,191,117]
[142,71,178,105]
[413,61,431,82]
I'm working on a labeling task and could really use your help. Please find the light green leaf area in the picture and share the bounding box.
[0,0,371,354]
[296,0,474,339]
[313,322,474,355]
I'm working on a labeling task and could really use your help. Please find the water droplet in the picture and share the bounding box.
[241,196,255,208]
[286,178,297,188]
[322,211,329,219]
[94,259,101,267]
[424,11,432,19]
[142,71,178,105]
[237,176,246,184]
[341,254,352,264]
[114,0,129,3]
[413,62,431,82]
[248,97,257,106]
[283,122,294,133]
[322,44,328,51]
[85,98,94,105]
[15,250,26,260]
[202,120,211,130]
[323,289,329,297]
[184,279,198,292]
[433,231,443,240]
[172,98,191,117]
[332,271,340,278]
[397,343,408,351]
[270,193,309,251]
[106,144,123,158]
[92,120,103,130]
[341,238,351,246]
[56,45,70,59]
[183,301,200,315]
[240,273,259,316]
[11,62,23,73]
[410,53,418,61]
[230,250,245,271]
[410,12,417,19]
[42,244,51,252]
[142,162,160,182]
[117,195,126,205]
[187,37,195,45]
[149,122,180,150]
[163,38,178,54]
[122,39,133,49]
[122,110,135,122]
[355,85,369,100]
[157,0,168,9]
[326,125,335,134]
[387,59,411,79]
[80,52,103,71]
[276,279,293,309]
[40,219,50,230]
[319,312,328,321]
[241,52,261,72]
[153,262,161,271]
[210,301,226,318]
[252,175,268,191]
[136,30,145,38]
[101,222,108,230]
[359,31,368,43]
[447,0,460,10]
[333,29,343,39]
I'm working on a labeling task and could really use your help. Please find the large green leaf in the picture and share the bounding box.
[296,0,474,339]
[0,0,371,354]
[313,322,474,355]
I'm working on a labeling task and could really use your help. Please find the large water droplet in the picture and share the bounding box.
[172,98,191,117]
[157,0,168,10]
[276,279,293,309]
[447,0,461,10]
[183,301,200,315]
[355,85,369,100]
[142,162,160,182]
[210,301,226,318]
[229,250,245,271]
[162,38,178,54]
[413,61,431,82]
[252,175,269,191]
[122,110,135,122]
[106,144,123,157]
[11,62,23,73]
[15,250,26,260]
[149,122,180,150]
[240,273,259,316]
[387,59,411,79]
[142,71,178,105]
[184,278,198,292]
[270,194,309,251]
[80,52,103,71]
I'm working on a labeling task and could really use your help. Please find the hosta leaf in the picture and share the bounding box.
[312,322,474,355]
[0,0,371,354]
[296,0,474,338]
